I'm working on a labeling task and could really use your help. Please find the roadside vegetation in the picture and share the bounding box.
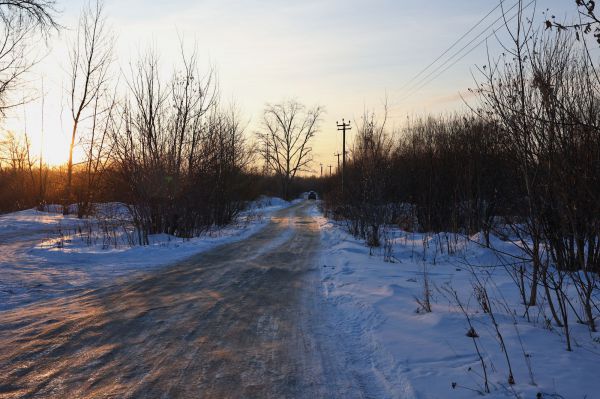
[0,1,322,244]
[320,3,600,393]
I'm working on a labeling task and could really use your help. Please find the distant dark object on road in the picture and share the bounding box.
[308,191,317,200]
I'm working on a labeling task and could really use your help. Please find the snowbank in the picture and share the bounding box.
[312,205,600,399]
[0,208,82,233]
[0,197,292,310]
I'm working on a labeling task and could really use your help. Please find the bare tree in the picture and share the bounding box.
[0,1,58,30]
[169,42,217,176]
[76,83,118,217]
[65,0,113,213]
[0,0,58,115]
[258,99,323,200]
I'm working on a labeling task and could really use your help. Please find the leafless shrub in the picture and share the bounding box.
[474,4,600,339]
[441,285,490,394]
[415,262,432,313]
[470,270,516,385]
[382,227,395,263]
[112,45,254,243]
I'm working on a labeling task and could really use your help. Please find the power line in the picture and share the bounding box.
[396,0,534,105]
[409,0,536,99]
[398,0,507,93]
[399,0,522,101]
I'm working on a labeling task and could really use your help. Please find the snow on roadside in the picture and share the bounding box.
[0,209,83,234]
[310,204,600,399]
[0,197,293,311]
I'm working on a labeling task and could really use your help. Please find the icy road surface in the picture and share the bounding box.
[0,201,387,398]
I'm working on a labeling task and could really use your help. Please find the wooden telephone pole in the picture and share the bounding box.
[334,152,342,171]
[328,165,333,175]
[336,119,351,192]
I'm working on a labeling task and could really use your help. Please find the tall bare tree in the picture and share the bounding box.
[258,99,323,200]
[65,0,113,213]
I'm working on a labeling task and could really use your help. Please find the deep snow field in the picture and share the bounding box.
[312,205,600,399]
[0,197,293,311]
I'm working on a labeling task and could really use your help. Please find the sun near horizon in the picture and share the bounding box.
[2,0,575,172]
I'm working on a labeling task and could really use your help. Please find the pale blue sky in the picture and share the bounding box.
[6,0,578,167]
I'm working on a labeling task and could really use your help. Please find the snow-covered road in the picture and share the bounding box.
[3,201,598,398]
[0,201,388,398]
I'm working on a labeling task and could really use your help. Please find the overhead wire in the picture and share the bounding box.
[395,0,534,107]
[398,0,507,93]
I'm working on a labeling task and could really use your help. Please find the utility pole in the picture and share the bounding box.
[334,152,342,171]
[336,119,351,192]
[328,165,332,175]
[320,163,323,177]
[263,141,271,175]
